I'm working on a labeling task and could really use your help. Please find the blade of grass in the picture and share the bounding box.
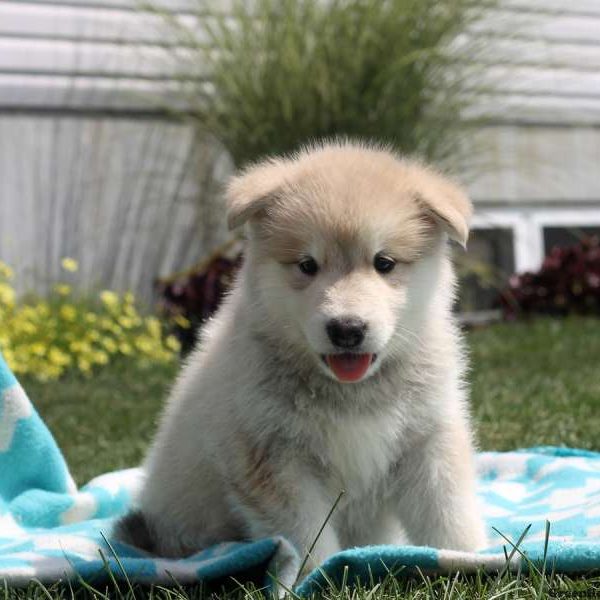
[98,547,125,600]
[293,489,345,587]
[536,520,552,600]
[492,523,532,582]
[100,531,137,599]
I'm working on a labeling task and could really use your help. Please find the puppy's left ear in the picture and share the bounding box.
[409,166,473,248]
[226,158,293,230]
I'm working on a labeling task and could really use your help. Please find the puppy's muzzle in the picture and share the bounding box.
[326,317,367,349]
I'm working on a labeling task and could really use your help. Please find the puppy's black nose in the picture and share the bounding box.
[326,317,367,349]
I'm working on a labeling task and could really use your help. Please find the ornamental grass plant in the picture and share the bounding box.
[163,0,484,168]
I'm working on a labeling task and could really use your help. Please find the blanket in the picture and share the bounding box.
[1,351,599,596]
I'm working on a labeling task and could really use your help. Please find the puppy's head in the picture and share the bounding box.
[227,141,471,384]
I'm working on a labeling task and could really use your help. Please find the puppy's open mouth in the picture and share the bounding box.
[322,353,376,383]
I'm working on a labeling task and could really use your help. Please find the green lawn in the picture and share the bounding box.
[23,361,177,486]
[469,317,600,453]
[11,316,600,598]
[24,316,600,485]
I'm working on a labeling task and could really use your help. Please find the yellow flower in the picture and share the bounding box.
[134,336,154,353]
[92,350,109,365]
[59,304,77,322]
[0,283,16,308]
[100,290,120,309]
[146,317,162,338]
[109,323,123,336]
[61,258,79,273]
[45,365,63,380]
[0,262,14,280]
[17,321,36,335]
[30,343,45,356]
[69,340,91,354]
[3,348,16,371]
[118,316,135,329]
[124,304,139,318]
[99,317,113,330]
[174,314,191,329]
[49,348,71,367]
[35,303,50,318]
[119,342,133,355]
[87,330,101,342]
[85,313,98,324]
[165,335,181,352]
[69,341,82,353]
[53,284,72,296]
[101,338,118,353]
[78,358,91,374]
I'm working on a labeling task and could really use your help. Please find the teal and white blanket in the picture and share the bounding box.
[1,351,599,595]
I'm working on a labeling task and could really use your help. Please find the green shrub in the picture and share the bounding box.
[0,260,179,381]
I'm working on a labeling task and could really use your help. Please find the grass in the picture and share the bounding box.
[11,316,600,598]
[23,361,177,486]
[6,569,600,600]
[470,317,600,452]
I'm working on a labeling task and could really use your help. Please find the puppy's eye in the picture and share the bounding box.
[298,257,319,276]
[374,254,396,274]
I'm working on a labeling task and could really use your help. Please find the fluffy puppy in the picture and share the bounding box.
[115,140,487,576]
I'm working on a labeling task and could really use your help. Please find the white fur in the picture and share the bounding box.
[118,142,487,578]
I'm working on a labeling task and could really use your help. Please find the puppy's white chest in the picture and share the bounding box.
[324,412,400,494]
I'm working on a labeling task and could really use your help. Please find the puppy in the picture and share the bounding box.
[116,140,487,576]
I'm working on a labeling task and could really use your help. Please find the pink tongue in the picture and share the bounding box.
[326,353,372,383]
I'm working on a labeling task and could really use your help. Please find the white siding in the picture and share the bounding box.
[463,4,600,125]
[459,2,600,273]
[0,0,207,110]
[1,0,599,292]
[0,0,599,117]
[0,0,228,300]
[467,125,600,205]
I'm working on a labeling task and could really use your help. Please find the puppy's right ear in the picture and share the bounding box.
[226,159,292,230]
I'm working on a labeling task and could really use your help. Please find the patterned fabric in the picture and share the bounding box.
[0,351,599,595]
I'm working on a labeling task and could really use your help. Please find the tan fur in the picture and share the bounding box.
[116,140,486,580]
[227,141,471,246]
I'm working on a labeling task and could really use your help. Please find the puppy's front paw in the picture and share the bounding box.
[453,517,488,552]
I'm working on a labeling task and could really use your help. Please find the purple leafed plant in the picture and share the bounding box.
[156,245,243,355]
[500,236,600,318]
